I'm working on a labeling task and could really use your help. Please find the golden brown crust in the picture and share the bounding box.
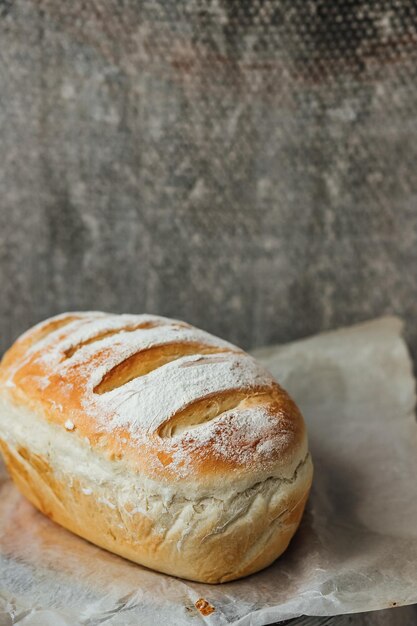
[0,312,313,582]
[0,312,307,486]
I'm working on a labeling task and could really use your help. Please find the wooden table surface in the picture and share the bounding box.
[278,608,417,625]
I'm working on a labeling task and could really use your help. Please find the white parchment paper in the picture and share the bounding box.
[1,317,417,626]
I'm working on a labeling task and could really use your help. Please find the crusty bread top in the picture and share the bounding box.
[0,312,307,489]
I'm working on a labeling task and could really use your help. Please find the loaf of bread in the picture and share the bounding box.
[0,312,313,583]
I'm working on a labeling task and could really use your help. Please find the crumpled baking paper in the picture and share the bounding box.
[1,317,417,626]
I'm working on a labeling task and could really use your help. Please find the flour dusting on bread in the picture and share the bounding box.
[0,311,312,583]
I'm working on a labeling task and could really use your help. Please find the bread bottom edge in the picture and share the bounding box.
[0,437,312,584]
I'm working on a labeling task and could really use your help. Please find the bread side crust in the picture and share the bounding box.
[0,398,312,583]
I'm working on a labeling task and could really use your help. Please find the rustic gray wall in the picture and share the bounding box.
[0,2,417,623]
[1,1,417,360]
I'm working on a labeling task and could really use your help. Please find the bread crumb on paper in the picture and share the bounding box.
[194,598,215,616]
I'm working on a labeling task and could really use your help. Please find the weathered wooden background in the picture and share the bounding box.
[1,1,417,623]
